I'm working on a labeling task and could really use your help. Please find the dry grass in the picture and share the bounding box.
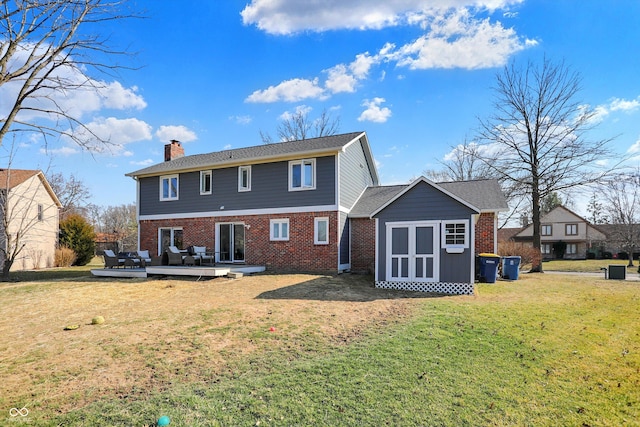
[0,273,431,415]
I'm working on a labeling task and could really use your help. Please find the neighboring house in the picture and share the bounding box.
[512,205,606,259]
[593,223,640,259]
[0,169,62,271]
[126,132,507,294]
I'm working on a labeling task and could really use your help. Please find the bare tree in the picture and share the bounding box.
[261,108,340,143]
[424,139,526,228]
[477,57,615,272]
[0,0,139,151]
[46,172,91,220]
[602,172,640,267]
[91,203,137,252]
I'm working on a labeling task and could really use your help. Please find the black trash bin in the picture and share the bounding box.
[502,256,521,280]
[479,253,501,283]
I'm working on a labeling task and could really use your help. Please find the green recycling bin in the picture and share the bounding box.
[479,253,501,283]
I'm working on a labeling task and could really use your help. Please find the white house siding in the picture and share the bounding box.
[3,175,59,270]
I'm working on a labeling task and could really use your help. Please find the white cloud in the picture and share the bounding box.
[63,117,152,155]
[386,10,529,70]
[279,105,313,121]
[98,82,147,110]
[230,115,253,125]
[626,135,640,154]
[246,78,326,103]
[39,146,79,156]
[610,97,640,112]
[358,97,392,123]
[241,0,524,35]
[130,159,154,166]
[244,4,534,103]
[155,125,198,143]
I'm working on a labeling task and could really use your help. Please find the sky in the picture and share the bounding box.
[4,0,640,218]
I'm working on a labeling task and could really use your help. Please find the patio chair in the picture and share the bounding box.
[103,249,125,268]
[166,246,186,265]
[191,246,214,265]
[137,250,152,266]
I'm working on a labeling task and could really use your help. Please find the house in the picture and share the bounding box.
[0,169,62,271]
[511,205,606,259]
[126,132,507,294]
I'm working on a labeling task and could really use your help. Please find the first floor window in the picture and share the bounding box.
[238,166,251,192]
[200,170,212,195]
[159,227,183,255]
[160,174,179,201]
[314,217,329,245]
[270,219,290,241]
[541,243,551,254]
[566,243,577,255]
[541,225,552,236]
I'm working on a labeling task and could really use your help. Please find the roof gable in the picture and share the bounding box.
[0,169,62,207]
[350,177,506,218]
[370,176,480,218]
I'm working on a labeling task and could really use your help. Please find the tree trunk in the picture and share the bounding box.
[1,259,13,281]
[530,179,544,273]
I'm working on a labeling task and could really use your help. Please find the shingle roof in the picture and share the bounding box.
[349,178,508,218]
[0,169,40,189]
[438,179,509,212]
[127,131,366,178]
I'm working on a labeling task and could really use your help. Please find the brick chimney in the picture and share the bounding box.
[164,140,184,162]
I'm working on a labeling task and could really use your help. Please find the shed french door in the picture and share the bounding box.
[217,223,245,263]
[386,222,439,282]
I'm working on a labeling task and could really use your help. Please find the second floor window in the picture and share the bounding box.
[565,224,578,235]
[289,159,315,191]
[37,204,43,221]
[160,174,179,201]
[200,170,212,195]
[238,166,251,192]
[541,225,552,236]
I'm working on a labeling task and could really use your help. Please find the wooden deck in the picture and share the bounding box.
[91,264,266,279]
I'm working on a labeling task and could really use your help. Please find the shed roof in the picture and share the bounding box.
[349,178,508,218]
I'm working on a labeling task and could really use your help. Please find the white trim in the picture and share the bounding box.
[136,178,141,250]
[160,174,179,201]
[238,165,251,192]
[441,220,470,250]
[471,214,477,285]
[374,218,379,280]
[314,217,329,245]
[138,204,338,221]
[288,158,316,191]
[270,218,290,241]
[200,170,212,195]
[493,213,498,254]
[385,220,440,283]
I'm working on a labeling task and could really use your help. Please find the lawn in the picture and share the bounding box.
[1,270,638,426]
[543,258,636,273]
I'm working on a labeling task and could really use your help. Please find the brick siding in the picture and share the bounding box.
[350,218,376,274]
[475,212,496,254]
[140,211,339,273]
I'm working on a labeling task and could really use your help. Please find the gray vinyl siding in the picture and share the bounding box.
[339,137,376,209]
[339,211,350,265]
[139,156,336,216]
[374,181,476,282]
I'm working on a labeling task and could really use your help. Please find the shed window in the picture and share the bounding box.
[442,221,469,250]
